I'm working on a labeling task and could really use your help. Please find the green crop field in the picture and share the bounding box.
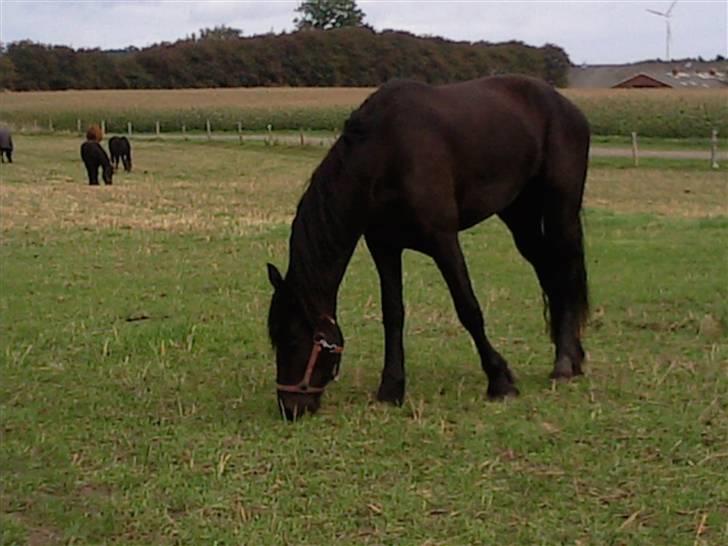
[1,87,727,138]
[1,135,727,545]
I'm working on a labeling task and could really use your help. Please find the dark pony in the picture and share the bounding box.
[268,75,590,420]
[81,125,112,185]
[0,127,13,163]
[109,136,132,172]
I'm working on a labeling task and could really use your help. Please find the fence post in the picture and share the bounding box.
[128,122,133,137]
[155,121,160,137]
[631,132,639,167]
[710,129,719,169]
[206,119,212,141]
[266,124,272,146]
[300,129,304,147]
[237,121,243,144]
[182,124,187,141]
[101,120,106,135]
[48,118,53,132]
[77,118,82,134]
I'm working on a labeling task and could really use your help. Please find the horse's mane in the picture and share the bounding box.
[267,108,372,347]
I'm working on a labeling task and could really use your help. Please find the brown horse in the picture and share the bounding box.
[267,75,590,420]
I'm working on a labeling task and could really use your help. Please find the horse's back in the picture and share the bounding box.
[349,76,588,231]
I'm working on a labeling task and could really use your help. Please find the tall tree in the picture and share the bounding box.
[294,0,365,30]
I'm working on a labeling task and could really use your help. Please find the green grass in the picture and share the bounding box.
[1,136,727,545]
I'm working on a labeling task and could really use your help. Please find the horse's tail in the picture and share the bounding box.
[541,96,590,343]
[542,203,589,341]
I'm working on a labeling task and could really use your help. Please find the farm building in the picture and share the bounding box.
[569,61,728,89]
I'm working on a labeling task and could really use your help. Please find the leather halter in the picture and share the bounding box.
[276,333,343,395]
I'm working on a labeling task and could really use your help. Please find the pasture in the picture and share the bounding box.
[1,134,727,545]
[2,87,727,137]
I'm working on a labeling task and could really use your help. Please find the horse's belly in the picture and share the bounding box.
[457,176,527,230]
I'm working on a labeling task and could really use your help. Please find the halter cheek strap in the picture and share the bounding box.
[276,338,344,394]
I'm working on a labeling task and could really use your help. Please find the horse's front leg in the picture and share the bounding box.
[366,237,406,405]
[429,233,519,399]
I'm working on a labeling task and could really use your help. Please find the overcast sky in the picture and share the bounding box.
[1,1,726,65]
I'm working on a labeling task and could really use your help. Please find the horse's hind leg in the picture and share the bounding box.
[429,233,518,399]
[500,181,587,379]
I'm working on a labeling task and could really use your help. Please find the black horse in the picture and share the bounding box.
[109,136,132,172]
[0,127,13,163]
[81,141,113,185]
[267,75,590,420]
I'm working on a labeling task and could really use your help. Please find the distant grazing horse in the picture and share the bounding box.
[267,75,590,420]
[109,136,132,172]
[81,125,113,185]
[0,127,13,163]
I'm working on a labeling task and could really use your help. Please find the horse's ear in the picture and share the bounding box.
[267,263,284,290]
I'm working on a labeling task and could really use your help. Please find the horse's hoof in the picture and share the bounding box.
[376,380,405,406]
[487,385,520,400]
[487,372,519,400]
[550,356,584,381]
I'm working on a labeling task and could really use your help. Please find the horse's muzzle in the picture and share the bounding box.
[277,391,321,421]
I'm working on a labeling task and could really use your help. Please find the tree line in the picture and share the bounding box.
[0,27,571,91]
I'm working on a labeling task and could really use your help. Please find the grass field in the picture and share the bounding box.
[1,135,727,545]
[2,87,727,137]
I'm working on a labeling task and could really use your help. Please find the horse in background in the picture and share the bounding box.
[109,136,132,172]
[0,127,13,163]
[81,125,113,185]
[267,75,591,420]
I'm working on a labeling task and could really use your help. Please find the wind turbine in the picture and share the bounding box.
[646,1,678,60]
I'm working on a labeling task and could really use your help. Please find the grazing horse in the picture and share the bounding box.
[267,75,590,420]
[109,136,132,172]
[0,127,13,163]
[81,125,113,185]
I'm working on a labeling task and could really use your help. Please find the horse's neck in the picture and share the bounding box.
[286,171,365,317]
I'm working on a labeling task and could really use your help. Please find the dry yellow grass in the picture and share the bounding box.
[1,136,724,238]
[0,136,306,235]
[585,168,728,218]
[0,181,291,233]
[0,87,374,113]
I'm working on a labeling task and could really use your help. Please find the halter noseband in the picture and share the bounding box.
[276,327,344,395]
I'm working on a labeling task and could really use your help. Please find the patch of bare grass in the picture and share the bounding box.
[0,136,310,236]
[585,167,728,217]
[0,178,291,234]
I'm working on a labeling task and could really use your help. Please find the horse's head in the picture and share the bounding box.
[267,263,343,420]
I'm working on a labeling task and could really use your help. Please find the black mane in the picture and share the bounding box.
[267,118,365,348]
